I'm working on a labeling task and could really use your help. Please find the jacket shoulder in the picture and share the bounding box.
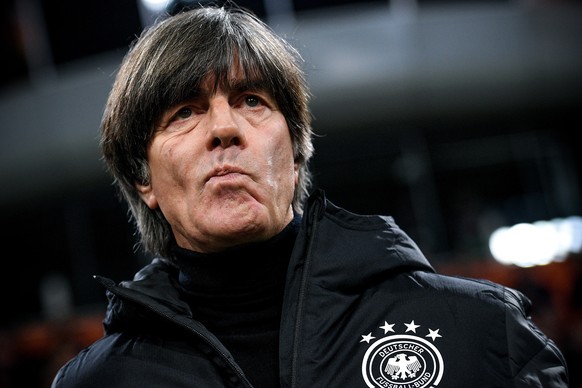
[416,271,529,306]
[51,331,234,388]
[412,271,534,328]
[52,334,128,387]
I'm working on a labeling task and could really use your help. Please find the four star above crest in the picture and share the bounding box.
[360,320,444,342]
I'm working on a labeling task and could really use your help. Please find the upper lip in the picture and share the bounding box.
[205,165,247,182]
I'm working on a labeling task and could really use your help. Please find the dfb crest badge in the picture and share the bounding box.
[360,320,444,388]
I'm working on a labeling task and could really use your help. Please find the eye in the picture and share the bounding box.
[174,106,193,120]
[244,95,261,108]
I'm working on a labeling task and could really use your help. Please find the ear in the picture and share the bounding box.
[293,162,299,186]
[135,181,159,209]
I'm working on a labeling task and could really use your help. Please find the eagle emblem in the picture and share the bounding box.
[385,354,422,379]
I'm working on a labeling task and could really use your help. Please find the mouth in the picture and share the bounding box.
[205,165,248,183]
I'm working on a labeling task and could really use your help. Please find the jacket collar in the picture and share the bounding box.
[301,189,434,277]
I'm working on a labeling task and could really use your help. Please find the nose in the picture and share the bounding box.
[207,96,246,150]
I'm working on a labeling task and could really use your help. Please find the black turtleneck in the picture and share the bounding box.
[173,214,301,388]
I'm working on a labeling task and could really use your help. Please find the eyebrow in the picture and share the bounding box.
[224,78,272,94]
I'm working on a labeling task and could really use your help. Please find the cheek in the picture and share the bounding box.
[152,134,200,174]
[270,139,297,191]
[265,129,294,172]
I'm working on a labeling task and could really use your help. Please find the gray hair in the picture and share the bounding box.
[100,5,314,260]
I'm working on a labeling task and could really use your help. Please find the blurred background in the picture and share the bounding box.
[1,0,581,386]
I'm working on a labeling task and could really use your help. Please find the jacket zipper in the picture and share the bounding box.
[289,195,324,388]
[94,275,254,388]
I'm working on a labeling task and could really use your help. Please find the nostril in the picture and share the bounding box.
[211,136,240,148]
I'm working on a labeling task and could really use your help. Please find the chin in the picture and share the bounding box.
[212,206,270,234]
[211,223,271,250]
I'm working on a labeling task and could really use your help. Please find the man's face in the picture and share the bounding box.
[136,73,298,253]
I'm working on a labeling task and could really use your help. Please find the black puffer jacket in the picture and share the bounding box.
[52,190,568,387]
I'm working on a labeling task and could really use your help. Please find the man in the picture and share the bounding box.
[52,4,568,387]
